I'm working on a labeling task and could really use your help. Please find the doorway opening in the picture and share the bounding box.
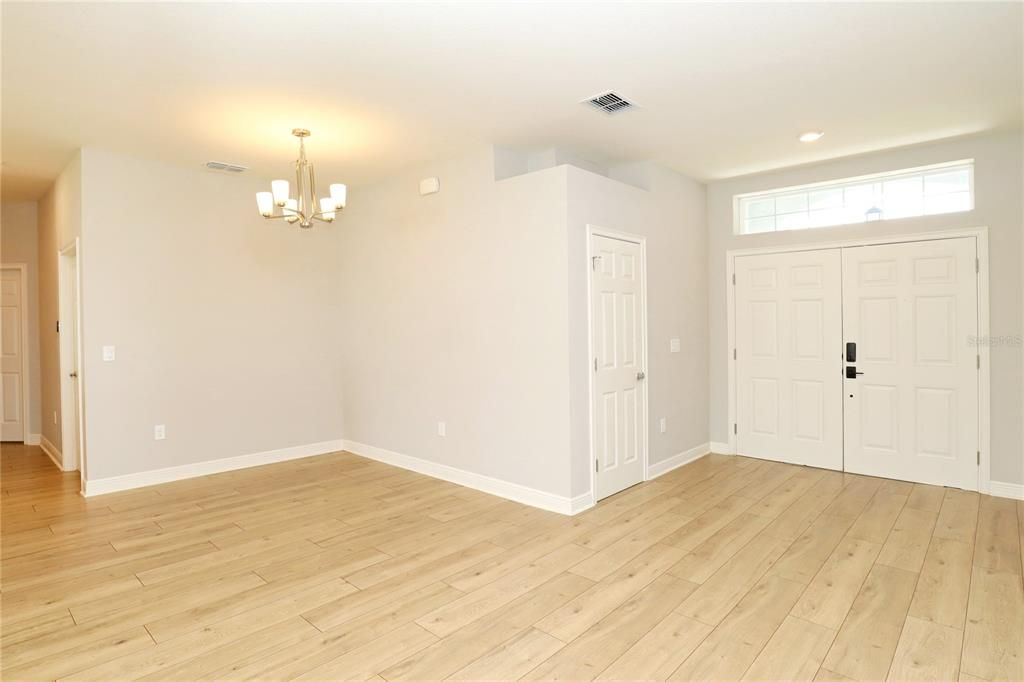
[58,239,85,484]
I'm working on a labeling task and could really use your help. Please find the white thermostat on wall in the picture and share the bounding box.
[419,177,440,196]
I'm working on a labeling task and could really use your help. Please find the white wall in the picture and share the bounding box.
[566,163,708,496]
[37,153,82,452]
[707,131,1024,486]
[337,147,575,497]
[1,201,42,438]
[78,148,346,481]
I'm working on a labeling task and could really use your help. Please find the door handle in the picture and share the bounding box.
[846,342,857,362]
[636,371,646,381]
[845,366,864,379]
[69,372,78,379]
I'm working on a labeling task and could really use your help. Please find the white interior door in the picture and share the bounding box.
[735,249,844,469]
[1,267,26,441]
[842,238,979,489]
[591,233,647,501]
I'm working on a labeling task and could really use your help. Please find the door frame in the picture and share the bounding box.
[58,239,86,484]
[1,263,31,444]
[586,225,650,503]
[726,226,991,493]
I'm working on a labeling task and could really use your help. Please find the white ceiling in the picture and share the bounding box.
[2,2,1021,200]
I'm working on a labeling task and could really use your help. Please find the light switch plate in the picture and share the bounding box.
[670,338,681,353]
[102,345,116,362]
[437,421,446,437]
[154,424,166,440]
[659,417,667,433]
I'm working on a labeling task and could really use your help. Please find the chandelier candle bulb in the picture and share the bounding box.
[256,192,274,217]
[271,180,290,206]
[330,183,347,209]
[284,199,299,223]
[256,129,347,228]
[319,197,336,221]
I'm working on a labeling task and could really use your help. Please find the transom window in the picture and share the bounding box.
[735,160,974,235]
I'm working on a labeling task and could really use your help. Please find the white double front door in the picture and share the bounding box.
[735,237,980,490]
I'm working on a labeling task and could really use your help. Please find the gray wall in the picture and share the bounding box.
[566,163,708,497]
[78,148,346,480]
[36,152,81,452]
[1,201,42,438]
[707,131,1024,485]
[337,148,575,497]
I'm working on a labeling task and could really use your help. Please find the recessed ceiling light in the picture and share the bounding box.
[799,131,825,143]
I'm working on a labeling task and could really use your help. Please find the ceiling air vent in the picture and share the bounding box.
[205,161,248,173]
[585,91,634,115]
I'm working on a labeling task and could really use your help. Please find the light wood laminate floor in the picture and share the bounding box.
[2,443,1022,681]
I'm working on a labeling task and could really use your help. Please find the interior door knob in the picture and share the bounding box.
[636,371,646,380]
[69,372,78,379]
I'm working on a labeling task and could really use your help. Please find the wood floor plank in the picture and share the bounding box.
[523,574,696,681]
[534,542,687,642]
[791,536,883,629]
[934,488,980,545]
[845,491,907,544]
[2,444,1020,682]
[381,572,594,680]
[416,542,592,637]
[596,611,713,681]
[907,537,974,629]
[877,506,939,573]
[449,628,565,681]
[669,574,806,681]
[974,496,1022,575]
[768,511,855,585]
[960,564,1024,681]
[668,512,772,583]
[820,564,919,681]
[676,530,792,626]
[741,615,836,682]
[886,615,963,682]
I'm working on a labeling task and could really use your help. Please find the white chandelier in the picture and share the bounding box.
[255,129,346,228]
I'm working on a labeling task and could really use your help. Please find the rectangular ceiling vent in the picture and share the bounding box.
[205,161,248,173]
[585,91,634,115]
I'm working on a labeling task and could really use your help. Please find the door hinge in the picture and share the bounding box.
[732,273,736,285]
[594,357,598,372]
[977,354,981,370]
[977,451,981,466]
[56,320,60,333]
[592,255,602,271]
[595,459,599,472]
[733,348,737,360]
[976,257,979,274]
[734,423,738,435]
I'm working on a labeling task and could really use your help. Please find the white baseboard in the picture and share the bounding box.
[343,439,579,515]
[989,480,1024,501]
[647,443,710,480]
[82,439,345,497]
[39,435,63,471]
[710,441,733,454]
[25,433,41,446]
[569,492,595,515]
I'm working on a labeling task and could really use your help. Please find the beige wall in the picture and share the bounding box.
[1,201,42,438]
[36,152,82,452]
[78,148,345,480]
[338,148,576,496]
[707,131,1024,486]
[566,163,708,496]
